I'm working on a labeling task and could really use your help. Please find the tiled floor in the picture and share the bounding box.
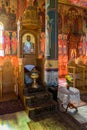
[0,111,30,130]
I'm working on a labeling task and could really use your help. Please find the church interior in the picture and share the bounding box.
[1,0,87,130]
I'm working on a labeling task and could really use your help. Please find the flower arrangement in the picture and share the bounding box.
[65,74,73,89]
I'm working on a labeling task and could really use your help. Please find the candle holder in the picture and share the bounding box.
[31,68,39,88]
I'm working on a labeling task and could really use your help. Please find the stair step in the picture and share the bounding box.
[26,100,57,119]
[26,100,57,110]
[24,91,52,99]
[23,85,46,96]
[28,99,57,108]
[24,91,53,107]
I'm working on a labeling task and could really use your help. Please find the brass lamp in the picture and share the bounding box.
[31,68,39,88]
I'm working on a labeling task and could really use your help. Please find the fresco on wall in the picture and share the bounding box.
[83,9,87,33]
[58,4,85,34]
[38,32,45,58]
[58,13,62,34]
[58,34,68,77]
[0,0,17,31]
[64,7,82,34]
[37,1,45,29]
[3,31,17,55]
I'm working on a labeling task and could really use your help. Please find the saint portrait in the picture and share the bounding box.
[22,33,35,54]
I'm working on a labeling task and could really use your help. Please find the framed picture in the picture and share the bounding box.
[22,33,35,54]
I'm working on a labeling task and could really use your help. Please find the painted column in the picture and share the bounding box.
[45,0,58,86]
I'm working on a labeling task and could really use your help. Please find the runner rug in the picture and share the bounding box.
[0,99,25,115]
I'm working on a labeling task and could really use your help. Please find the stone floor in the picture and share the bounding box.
[0,105,87,130]
[0,111,30,130]
[0,110,73,130]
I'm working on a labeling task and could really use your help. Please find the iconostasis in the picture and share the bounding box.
[58,2,87,77]
[0,0,45,65]
[39,0,87,78]
[0,0,45,101]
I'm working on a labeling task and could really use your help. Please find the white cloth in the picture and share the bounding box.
[24,65,35,72]
[58,87,80,107]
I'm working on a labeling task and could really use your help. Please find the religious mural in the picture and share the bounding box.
[39,32,45,58]
[58,3,84,34]
[78,33,87,56]
[83,9,87,33]
[37,6,45,29]
[58,2,87,63]
[37,1,45,29]
[3,31,17,55]
[58,34,68,77]
[58,13,62,34]
[0,0,17,31]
